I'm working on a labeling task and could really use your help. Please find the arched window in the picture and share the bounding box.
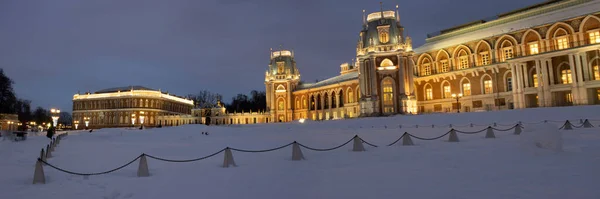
[310,96,315,111]
[296,99,300,109]
[380,59,394,67]
[482,75,493,94]
[277,62,284,74]
[316,94,321,110]
[554,28,569,50]
[379,32,389,43]
[457,49,469,69]
[424,84,433,101]
[339,90,344,107]
[591,59,600,80]
[420,59,432,76]
[441,82,451,99]
[331,91,337,108]
[461,79,471,96]
[324,93,329,109]
[277,98,285,111]
[500,40,514,61]
[382,79,394,113]
[302,96,307,109]
[276,85,286,92]
[560,64,572,84]
[347,88,354,103]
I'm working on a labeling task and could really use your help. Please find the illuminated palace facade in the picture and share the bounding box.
[75,1,600,127]
[413,0,600,113]
[72,86,194,128]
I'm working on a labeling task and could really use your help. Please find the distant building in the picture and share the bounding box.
[72,86,194,128]
[0,114,18,131]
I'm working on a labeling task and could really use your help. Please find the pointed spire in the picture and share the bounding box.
[396,5,400,23]
[380,2,384,18]
[362,9,366,28]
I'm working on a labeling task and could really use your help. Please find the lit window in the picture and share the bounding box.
[348,89,354,103]
[532,74,538,87]
[425,88,433,100]
[507,77,513,91]
[443,85,451,98]
[529,43,539,55]
[557,37,569,50]
[440,60,449,72]
[597,89,600,101]
[296,100,300,109]
[594,65,600,80]
[503,47,513,61]
[566,93,573,103]
[277,62,284,74]
[382,79,394,113]
[422,63,431,76]
[561,69,572,84]
[484,80,493,94]
[462,83,471,96]
[480,52,490,65]
[379,32,389,43]
[589,31,600,44]
[303,98,307,108]
[459,56,469,69]
[278,99,284,110]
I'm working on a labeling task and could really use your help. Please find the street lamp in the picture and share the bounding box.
[451,93,463,113]
[84,117,90,129]
[131,113,136,126]
[74,121,79,130]
[50,108,60,127]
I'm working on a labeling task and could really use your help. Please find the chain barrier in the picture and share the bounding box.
[455,128,489,134]
[491,125,518,132]
[230,143,294,153]
[360,138,379,147]
[146,149,226,163]
[297,137,355,151]
[407,130,453,141]
[39,156,141,176]
[386,134,406,146]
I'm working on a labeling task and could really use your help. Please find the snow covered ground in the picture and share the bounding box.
[2,106,600,199]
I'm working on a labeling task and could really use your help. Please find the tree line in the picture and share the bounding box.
[187,90,266,113]
[0,69,70,130]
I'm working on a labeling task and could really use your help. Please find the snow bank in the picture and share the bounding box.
[520,123,563,153]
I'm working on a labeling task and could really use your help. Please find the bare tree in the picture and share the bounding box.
[187,90,222,108]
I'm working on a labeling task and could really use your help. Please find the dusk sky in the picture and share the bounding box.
[0,0,541,112]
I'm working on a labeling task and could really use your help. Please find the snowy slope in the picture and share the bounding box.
[1,106,600,199]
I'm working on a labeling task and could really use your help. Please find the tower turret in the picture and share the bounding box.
[265,49,300,123]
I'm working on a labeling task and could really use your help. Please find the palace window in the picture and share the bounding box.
[277,62,284,74]
[296,100,300,109]
[480,52,490,66]
[507,77,513,91]
[459,56,469,69]
[556,37,569,50]
[383,79,394,110]
[503,47,513,61]
[593,65,600,80]
[348,89,354,103]
[484,80,493,94]
[566,93,573,103]
[597,89,600,101]
[278,99,284,110]
[303,98,307,108]
[379,32,389,43]
[561,69,572,84]
[425,87,433,101]
[462,83,471,96]
[443,85,451,99]
[589,31,600,44]
[529,43,539,55]
[532,74,538,87]
[440,60,449,73]
[422,63,431,76]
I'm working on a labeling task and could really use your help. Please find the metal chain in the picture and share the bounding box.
[408,131,452,141]
[39,156,141,176]
[297,137,354,151]
[146,149,226,163]
[360,138,379,147]
[230,142,294,153]
[386,133,407,146]
[455,128,488,134]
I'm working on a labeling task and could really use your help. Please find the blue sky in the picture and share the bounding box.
[0,0,541,112]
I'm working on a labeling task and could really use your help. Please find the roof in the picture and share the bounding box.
[95,86,156,94]
[296,71,358,91]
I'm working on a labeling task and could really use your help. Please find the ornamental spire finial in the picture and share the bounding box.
[396,5,400,23]
[380,2,384,18]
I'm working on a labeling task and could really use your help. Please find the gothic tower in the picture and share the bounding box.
[356,4,417,116]
[265,49,300,122]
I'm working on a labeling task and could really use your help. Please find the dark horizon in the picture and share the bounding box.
[0,0,542,112]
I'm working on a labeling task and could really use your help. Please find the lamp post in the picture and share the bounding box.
[451,93,463,113]
[74,121,79,130]
[84,117,90,129]
[131,113,136,126]
[50,108,60,127]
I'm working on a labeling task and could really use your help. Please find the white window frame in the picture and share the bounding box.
[440,60,449,73]
[502,47,514,61]
[588,29,600,44]
[528,42,539,55]
[480,52,490,66]
[556,36,569,50]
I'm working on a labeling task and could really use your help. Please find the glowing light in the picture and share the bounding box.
[367,11,395,22]
[73,90,193,105]
[299,118,305,124]
[271,50,292,58]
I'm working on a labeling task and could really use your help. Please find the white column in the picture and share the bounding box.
[370,57,378,97]
[576,53,589,104]
[397,55,406,95]
[407,56,415,95]
[535,60,545,107]
[522,63,529,88]
[547,58,555,86]
[541,59,552,106]
[580,53,590,82]
[358,59,367,99]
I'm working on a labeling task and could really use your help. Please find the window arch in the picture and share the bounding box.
[546,22,575,50]
[316,94,321,110]
[331,91,337,108]
[441,81,451,99]
[500,40,515,62]
[380,58,394,67]
[558,62,572,84]
[424,83,433,101]
[529,67,538,88]
[590,58,600,81]
[580,15,600,44]
[522,29,542,55]
[302,95,307,109]
[504,71,513,92]
[456,49,470,69]
[347,87,354,103]
[436,50,451,73]
[481,75,493,94]
[309,95,315,111]
[420,58,432,76]
[475,40,492,66]
[460,78,471,96]
[338,89,344,107]
[276,85,286,92]
[323,92,329,109]
[277,98,285,111]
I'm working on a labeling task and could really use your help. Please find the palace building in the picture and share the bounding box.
[72,86,194,128]
[75,0,600,127]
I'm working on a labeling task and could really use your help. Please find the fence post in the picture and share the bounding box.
[222,148,236,167]
[582,119,593,128]
[401,132,414,146]
[45,144,52,158]
[137,154,150,177]
[291,142,305,161]
[514,124,522,135]
[33,159,45,184]
[485,126,495,138]
[352,136,366,152]
[563,120,573,130]
[448,129,459,142]
[40,149,46,162]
